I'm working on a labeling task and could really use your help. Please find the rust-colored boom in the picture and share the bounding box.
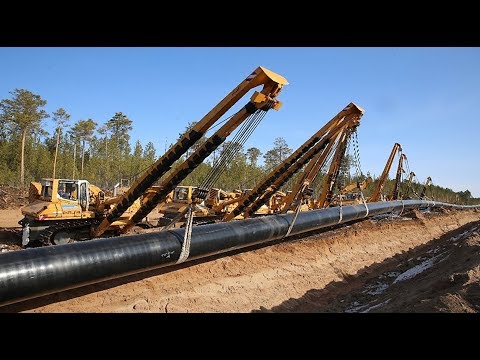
[223,103,364,221]
[368,143,402,203]
[95,67,287,236]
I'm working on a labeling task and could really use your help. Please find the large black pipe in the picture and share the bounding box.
[0,200,477,307]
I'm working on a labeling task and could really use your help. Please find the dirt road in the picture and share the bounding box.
[1,208,479,313]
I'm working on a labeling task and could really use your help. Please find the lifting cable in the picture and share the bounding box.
[162,206,191,231]
[199,108,268,194]
[411,174,421,199]
[286,130,349,234]
[177,204,194,264]
[338,192,343,224]
[283,202,302,238]
[351,129,369,217]
[161,108,268,231]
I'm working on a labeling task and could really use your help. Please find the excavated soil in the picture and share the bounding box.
[0,186,28,210]
[0,207,479,312]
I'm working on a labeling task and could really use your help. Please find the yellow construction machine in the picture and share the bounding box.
[156,185,219,227]
[223,102,365,221]
[420,176,432,199]
[368,143,404,203]
[330,176,373,206]
[19,178,145,246]
[19,66,288,246]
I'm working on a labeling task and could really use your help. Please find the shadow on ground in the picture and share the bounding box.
[255,220,480,313]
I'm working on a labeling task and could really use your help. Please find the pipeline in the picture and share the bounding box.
[0,200,478,307]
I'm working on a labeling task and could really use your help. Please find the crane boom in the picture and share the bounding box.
[402,171,415,199]
[279,121,357,213]
[388,153,407,201]
[420,176,432,199]
[315,128,352,208]
[276,139,337,213]
[223,103,364,222]
[368,143,402,203]
[92,67,287,237]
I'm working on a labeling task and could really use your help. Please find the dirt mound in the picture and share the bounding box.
[0,186,28,210]
[1,208,479,313]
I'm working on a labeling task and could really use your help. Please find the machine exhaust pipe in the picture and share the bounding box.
[0,200,477,307]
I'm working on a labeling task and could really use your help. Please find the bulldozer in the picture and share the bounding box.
[20,178,145,246]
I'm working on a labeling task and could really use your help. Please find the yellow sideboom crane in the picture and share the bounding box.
[368,143,402,203]
[341,176,373,196]
[387,153,407,201]
[274,140,337,213]
[402,171,416,199]
[92,66,288,237]
[420,176,432,199]
[315,127,355,209]
[277,111,361,213]
[223,103,365,222]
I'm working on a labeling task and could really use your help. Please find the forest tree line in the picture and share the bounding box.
[0,88,478,205]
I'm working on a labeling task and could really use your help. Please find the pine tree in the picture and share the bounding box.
[0,89,49,184]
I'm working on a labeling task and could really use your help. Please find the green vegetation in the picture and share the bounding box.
[0,88,478,205]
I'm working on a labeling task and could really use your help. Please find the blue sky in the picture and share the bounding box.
[0,47,479,197]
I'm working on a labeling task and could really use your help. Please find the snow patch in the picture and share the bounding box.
[448,227,480,243]
[385,271,401,278]
[393,255,445,284]
[345,299,391,313]
[363,282,389,296]
[449,231,468,242]
[361,299,391,313]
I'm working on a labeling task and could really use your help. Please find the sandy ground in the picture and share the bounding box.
[1,207,479,313]
[0,209,23,253]
[297,213,480,313]
[0,209,23,228]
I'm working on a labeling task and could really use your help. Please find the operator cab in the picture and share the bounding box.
[173,186,197,203]
[40,178,90,210]
[57,180,78,200]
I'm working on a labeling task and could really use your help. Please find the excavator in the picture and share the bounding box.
[222,102,365,222]
[19,66,288,246]
[368,143,404,203]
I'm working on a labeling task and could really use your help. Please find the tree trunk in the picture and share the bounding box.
[52,128,61,179]
[73,143,76,179]
[20,128,27,185]
[81,139,85,178]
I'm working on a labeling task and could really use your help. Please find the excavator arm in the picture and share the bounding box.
[368,143,402,203]
[223,103,364,222]
[93,66,288,238]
